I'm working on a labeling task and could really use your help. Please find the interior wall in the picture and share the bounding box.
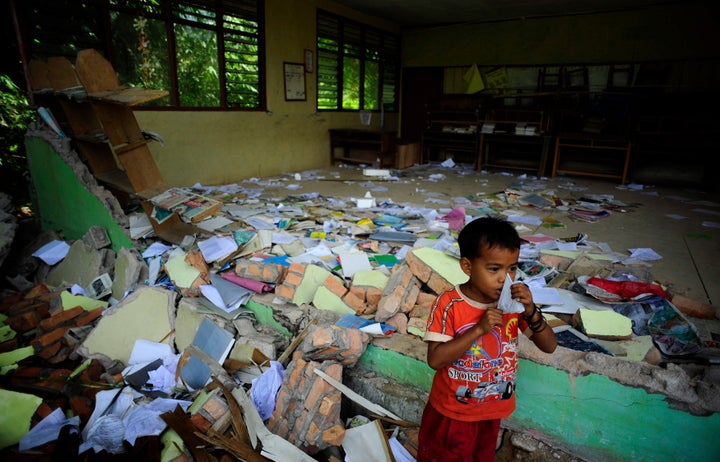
[135,0,399,188]
[402,2,720,71]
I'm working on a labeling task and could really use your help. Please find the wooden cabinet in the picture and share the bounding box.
[479,133,551,177]
[36,50,169,198]
[329,129,397,167]
[552,133,632,184]
[30,49,207,244]
[421,110,481,166]
[477,106,551,176]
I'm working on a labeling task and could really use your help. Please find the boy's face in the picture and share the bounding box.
[459,244,520,304]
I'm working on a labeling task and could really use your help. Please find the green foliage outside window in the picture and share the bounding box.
[317,10,399,112]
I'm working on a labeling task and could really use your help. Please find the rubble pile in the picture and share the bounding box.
[1,164,719,460]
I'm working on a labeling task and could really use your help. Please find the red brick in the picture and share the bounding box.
[47,345,74,364]
[274,284,294,301]
[39,306,84,331]
[323,275,347,298]
[321,424,345,447]
[34,368,72,393]
[34,402,54,420]
[4,298,35,315]
[70,396,94,424]
[0,291,24,312]
[35,340,62,359]
[25,284,52,299]
[190,412,212,433]
[6,310,45,333]
[73,307,105,327]
[304,376,332,409]
[0,337,19,353]
[32,326,70,349]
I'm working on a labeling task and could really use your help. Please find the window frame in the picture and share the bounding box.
[17,0,266,111]
[316,9,400,112]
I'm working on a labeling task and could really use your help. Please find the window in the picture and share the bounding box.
[16,0,265,110]
[316,10,399,112]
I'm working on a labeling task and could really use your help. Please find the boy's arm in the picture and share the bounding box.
[426,307,501,370]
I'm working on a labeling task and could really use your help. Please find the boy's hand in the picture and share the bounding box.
[478,307,503,333]
[510,282,535,313]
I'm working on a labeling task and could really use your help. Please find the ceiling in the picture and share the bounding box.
[330,0,678,28]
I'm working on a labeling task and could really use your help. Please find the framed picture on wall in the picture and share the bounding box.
[284,62,306,101]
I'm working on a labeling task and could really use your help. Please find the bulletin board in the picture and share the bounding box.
[284,62,306,101]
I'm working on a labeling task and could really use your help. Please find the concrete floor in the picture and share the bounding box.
[257,162,720,308]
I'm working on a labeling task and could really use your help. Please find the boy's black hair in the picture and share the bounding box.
[457,216,521,259]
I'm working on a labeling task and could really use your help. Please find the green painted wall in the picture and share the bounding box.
[25,135,133,252]
[359,344,720,461]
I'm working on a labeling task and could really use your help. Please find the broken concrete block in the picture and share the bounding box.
[45,239,115,290]
[301,325,370,365]
[235,259,287,283]
[267,358,345,453]
[82,226,111,250]
[276,262,337,306]
[78,286,176,367]
[573,308,633,340]
[111,247,149,301]
[405,247,467,295]
[375,264,421,322]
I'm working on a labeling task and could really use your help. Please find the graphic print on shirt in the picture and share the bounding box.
[449,320,518,405]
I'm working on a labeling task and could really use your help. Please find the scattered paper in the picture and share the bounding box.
[32,240,70,265]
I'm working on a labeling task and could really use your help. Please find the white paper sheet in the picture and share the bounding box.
[498,275,525,314]
[31,240,70,265]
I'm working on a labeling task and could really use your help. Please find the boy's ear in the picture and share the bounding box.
[460,257,472,276]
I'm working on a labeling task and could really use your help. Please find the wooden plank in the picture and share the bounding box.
[46,56,82,91]
[75,48,121,93]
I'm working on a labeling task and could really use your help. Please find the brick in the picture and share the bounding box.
[201,394,229,421]
[190,412,213,433]
[39,306,84,331]
[310,326,334,349]
[366,287,383,307]
[32,326,70,349]
[0,291,24,312]
[73,307,105,326]
[70,396,94,424]
[35,368,72,393]
[316,394,341,418]
[47,345,74,364]
[283,270,303,287]
[305,420,320,446]
[35,402,54,420]
[274,284,294,301]
[323,275,347,298]
[6,310,45,333]
[305,375,333,409]
[35,340,62,359]
[25,284,52,300]
[341,290,366,313]
[0,337,19,353]
[321,423,345,447]
[408,302,431,319]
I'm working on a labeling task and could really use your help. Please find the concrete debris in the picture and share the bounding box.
[2,162,720,461]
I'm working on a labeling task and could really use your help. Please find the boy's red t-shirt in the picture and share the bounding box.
[423,286,529,422]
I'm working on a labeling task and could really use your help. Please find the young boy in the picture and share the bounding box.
[417,216,557,462]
